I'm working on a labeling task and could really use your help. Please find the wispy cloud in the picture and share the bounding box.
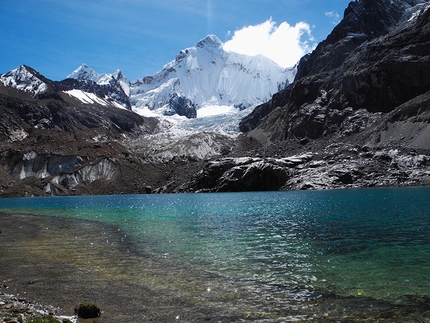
[223,18,316,68]
[325,11,341,25]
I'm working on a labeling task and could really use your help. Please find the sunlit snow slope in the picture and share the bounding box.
[130,35,296,123]
[65,35,297,134]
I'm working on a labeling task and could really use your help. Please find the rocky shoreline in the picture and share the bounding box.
[0,290,75,323]
[159,142,430,193]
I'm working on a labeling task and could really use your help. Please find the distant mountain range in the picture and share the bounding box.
[1,34,295,125]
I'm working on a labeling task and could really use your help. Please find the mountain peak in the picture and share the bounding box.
[10,65,43,79]
[0,65,51,96]
[130,32,295,119]
[196,34,223,48]
[112,69,124,80]
[67,64,100,81]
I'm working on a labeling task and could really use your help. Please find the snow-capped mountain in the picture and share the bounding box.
[130,35,296,118]
[64,35,296,123]
[61,35,297,133]
[1,34,297,133]
[67,64,131,97]
[0,64,132,110]
[0,65,50,96]
[65,64,131,110]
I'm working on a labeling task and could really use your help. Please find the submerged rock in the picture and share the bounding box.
[75,302,101,319]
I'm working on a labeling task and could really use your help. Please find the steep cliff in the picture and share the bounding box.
[241,0,430,144]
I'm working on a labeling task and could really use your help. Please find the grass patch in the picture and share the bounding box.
[28,316,62,323]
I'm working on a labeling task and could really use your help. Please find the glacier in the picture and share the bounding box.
[130,35,296,123]
[68,35,297,135]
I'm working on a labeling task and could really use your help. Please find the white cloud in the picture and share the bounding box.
[223,18,316,68]
[325,11,341,25]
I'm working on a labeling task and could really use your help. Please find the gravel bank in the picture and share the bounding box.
[0,290,75,323]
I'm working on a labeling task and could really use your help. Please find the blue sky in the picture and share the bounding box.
[0,0,351,81]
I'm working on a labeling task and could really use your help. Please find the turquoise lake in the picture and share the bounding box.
[1,187,430,322]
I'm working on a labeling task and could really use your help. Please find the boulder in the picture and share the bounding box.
[216,161,288,192]
[179,157,297,192]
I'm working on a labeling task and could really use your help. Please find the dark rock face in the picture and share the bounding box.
[239,87,291,132]
[341,7,430,113]
[169,156,311,193]
[0,93,152,139]
[0,140,173,197]
[168,94,197,118]
[243,0,430,141]
[296,0,427,80]
[0,150,85,182]
[0,83,163,197]
[216,161,288,192]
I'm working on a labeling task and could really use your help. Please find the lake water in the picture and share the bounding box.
[1,187,430,322]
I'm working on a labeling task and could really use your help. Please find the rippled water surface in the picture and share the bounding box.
[1,187,430,322]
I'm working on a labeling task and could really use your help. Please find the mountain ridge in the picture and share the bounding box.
[240,0,429,133]
[1,34,295,124]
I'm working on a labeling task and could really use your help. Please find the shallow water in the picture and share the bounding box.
[1,187,430,322]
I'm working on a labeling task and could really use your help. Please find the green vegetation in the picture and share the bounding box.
[28,316,62,323]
